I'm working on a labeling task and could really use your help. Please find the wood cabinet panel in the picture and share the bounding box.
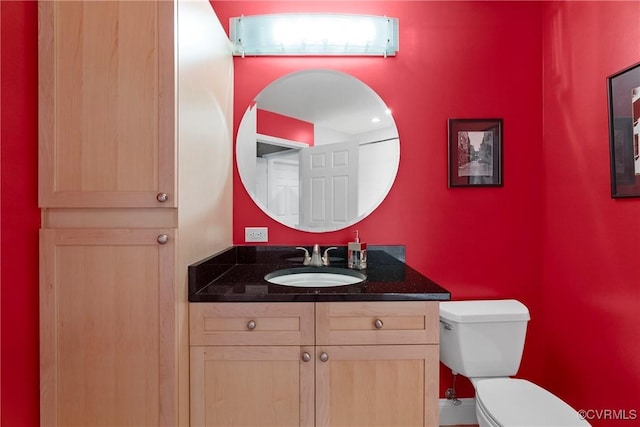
[39,228,176,426]
[38,1,175,208]
[315,345,439,427]
[190,346,314,427]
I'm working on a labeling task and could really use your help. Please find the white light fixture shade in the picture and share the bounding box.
[230,13,399,57]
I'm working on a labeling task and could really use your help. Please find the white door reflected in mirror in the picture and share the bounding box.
[236,69,400,233]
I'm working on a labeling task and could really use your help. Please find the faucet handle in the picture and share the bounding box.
[322,247,338,266]
[295,247,311,265]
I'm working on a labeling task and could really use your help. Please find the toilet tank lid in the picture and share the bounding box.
[440,299,530,323]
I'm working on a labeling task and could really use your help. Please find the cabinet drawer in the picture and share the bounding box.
[316,301,439,345]
[190,303,314,346]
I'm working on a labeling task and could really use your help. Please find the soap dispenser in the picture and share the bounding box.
[347,230,367,270]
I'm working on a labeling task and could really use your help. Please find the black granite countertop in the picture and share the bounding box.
[188,246,451,302]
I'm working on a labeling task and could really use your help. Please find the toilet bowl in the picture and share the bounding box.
[439,300,590,427]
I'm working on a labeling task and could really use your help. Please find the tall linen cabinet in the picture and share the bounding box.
[38,1,233,426]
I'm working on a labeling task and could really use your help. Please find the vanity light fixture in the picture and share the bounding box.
[229,13,399,57]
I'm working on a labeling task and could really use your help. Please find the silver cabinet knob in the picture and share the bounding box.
[156,192,168,202]
[319,352,329,362]
[247,320,256,330]
[157,234,169,244]
[302,352,311,362]
[374,319,384,329]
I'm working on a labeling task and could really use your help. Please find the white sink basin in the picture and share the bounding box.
[264,267,366,288]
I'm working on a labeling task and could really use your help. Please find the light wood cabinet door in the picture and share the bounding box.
[315,345,439,427]
[190,346,315,427]
[38,1,175,208]
[39,228,176,427]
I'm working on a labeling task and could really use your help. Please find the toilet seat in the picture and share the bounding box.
[475,378,590,426]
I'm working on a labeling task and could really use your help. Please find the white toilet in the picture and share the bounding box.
[439,299,590,427]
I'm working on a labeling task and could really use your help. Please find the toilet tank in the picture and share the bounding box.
[439,300,530,378]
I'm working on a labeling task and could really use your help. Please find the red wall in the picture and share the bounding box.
[214,0,545,398]
[3,1,639,425]
[0,1,40,425]
[541,1,640,424]
[257,109,315,145]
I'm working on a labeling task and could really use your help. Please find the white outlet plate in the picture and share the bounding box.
[245,227,268,242]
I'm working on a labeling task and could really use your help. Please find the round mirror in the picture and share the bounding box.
[236,69,400,233]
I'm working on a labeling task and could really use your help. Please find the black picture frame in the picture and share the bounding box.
[607,62,640,198]
[448,118,503,187]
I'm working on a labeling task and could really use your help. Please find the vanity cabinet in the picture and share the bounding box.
[38,1,233,426]
[189,301,439,427]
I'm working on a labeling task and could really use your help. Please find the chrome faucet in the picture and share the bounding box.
[295,246,312,265]
[309,244,323,266]
[322,246,338,266]
[296,244,338,267]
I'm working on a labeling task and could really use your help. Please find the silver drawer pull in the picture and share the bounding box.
[247,320,257,330]
[156,192,168,202]
[319,352,329,362]
[374,319,384,329]
[302,352,311,362]
[157,234,169,244]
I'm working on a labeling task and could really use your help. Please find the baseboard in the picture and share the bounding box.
[439,398,478,426]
